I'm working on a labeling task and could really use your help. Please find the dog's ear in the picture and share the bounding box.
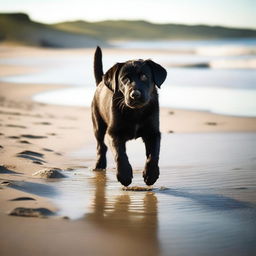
[146,60,167,88]
[103,63,124,92]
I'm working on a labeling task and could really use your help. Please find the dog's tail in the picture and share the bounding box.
[94,46,104,86]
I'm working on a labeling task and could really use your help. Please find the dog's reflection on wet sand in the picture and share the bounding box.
[85,171,160,255]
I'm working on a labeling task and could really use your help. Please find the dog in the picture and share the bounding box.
[91,46,167,186]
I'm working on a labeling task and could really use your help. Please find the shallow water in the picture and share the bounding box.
[113,38,256,51]
[41,132,256,256]
[33,83,256,117]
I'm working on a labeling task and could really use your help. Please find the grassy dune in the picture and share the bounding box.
[1,13,256,48]
[55,19,256,40]
[0,13,107,48]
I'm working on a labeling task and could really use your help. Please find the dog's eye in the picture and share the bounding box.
[140,74,148,81]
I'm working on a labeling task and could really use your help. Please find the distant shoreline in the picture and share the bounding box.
[1,12,256,48]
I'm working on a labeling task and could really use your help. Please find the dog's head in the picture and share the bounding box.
[103,59,167,109]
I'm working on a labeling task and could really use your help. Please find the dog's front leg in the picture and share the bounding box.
[109,137,133,186]
[142,132,161,185]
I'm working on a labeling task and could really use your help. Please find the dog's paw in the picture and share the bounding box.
[95,158,106,169]
[143,161,159,186]
[117,163,133,186]
[117,174,132,186]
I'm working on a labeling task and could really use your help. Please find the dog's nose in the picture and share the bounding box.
[130,90,141,100]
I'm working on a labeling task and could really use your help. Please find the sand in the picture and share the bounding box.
[0,46,256,256]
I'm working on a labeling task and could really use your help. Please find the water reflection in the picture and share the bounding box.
[51,132,256,256]
[85,171,160,255]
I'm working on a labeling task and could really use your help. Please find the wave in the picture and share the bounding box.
[167,58,256,69]
[196,46,256,56]
[210,58,256,69]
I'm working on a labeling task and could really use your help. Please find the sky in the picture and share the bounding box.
[0,0,255,29]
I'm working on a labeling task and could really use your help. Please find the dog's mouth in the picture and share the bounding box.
[125,98,149,109]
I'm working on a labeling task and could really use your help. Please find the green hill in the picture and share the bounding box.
[0,13,108,48]
[1,13,256,48]
[54,19,256,40]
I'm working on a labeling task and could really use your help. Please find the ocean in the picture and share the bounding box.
[1,38,256,116]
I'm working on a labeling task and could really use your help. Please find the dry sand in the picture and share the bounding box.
[0,46,256,256]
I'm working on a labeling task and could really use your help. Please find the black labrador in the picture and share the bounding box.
[91,47,167,186]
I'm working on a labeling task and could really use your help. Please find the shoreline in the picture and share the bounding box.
[2,44,256,119]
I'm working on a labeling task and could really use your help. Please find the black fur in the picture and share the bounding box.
[91,46,167,186]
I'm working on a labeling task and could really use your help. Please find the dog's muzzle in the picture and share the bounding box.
[126,89,149,109]
[130,90,141,100]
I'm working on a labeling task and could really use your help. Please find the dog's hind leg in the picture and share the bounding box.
[92,108,108,170]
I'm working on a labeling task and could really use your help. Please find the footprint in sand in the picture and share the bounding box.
[19,140,31,144]
[7,136,20,139]
[9,207,55,218]
[18,150,44,158]
[42,148,54,152]
[16,150,46,165]
[0,165,20,174]
[33,161,44,165]
[9,197,36,201]
[6,124,26,129]
[21,134,47,139]
[0,180,12,186]
[34,122,52,125]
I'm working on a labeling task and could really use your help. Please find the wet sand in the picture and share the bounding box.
[0,46,256,256]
